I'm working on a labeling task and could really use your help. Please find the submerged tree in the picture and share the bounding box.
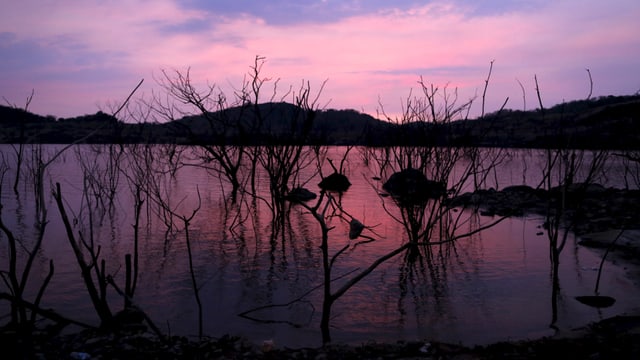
[153,57,328,246]
[236,68,513,343]
[153,67,248,201]
[374,73,510,260]
[0,100,85,335]
[254,80,326,241]
[0,151,55,334]
[532,74,611,326]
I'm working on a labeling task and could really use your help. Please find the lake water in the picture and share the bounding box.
[1,144,639,347]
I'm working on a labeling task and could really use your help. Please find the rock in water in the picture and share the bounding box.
[318,172,351,192]
[383,168,446,206]
[349,218,365,239]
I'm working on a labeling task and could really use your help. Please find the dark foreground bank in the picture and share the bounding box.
[3,313,640,359]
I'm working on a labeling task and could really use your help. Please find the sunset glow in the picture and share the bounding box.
[1,0,639,119]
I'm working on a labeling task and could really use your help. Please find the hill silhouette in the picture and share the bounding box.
[1,94,639,148]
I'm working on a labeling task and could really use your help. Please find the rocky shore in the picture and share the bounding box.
[449,184,640,234]
[450,183,640,280]
[5,183,640,359]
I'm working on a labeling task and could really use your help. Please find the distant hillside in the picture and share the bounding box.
[0,94,639,149]
[445,94,640,148]
[0,107,129,144]
[161,102,394,145]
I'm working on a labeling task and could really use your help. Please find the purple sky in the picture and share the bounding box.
[1,0,639,120]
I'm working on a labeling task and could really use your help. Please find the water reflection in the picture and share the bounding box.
[0,145,639,347]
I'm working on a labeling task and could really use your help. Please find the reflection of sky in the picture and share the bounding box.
[4,145,638,347]
[1,0,639,119]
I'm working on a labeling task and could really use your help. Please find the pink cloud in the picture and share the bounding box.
[2,1,639,119]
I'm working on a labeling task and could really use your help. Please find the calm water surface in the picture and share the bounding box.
[1,145,639,347]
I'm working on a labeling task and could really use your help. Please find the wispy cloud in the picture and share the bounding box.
[1,0,638,118]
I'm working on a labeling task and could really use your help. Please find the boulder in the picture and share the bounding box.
[318,172,351,192]
[382,168,446,207]
[349,218,365,239]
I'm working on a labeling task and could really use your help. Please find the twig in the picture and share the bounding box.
[112,79,144,118]
[585,68,593,100]
[594,229,625,294]
[481,60,495,118]
[516,78,527,111]
[238,268,359,322]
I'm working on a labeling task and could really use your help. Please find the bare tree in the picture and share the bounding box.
[374,77,509,259]
[533,74,610,326]
[153,67,248,201]
[136,167,205,338]
[0,133,76,335]
[2,90,34,193]
[254,79,326,240]
[53,182,114,325]
[0,151,54,332]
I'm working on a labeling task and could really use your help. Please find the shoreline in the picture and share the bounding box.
[577,229,640,287]
[8,311,640,359]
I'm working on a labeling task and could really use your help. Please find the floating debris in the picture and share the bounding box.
[575,295,617,308]
[286,187,317,203]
